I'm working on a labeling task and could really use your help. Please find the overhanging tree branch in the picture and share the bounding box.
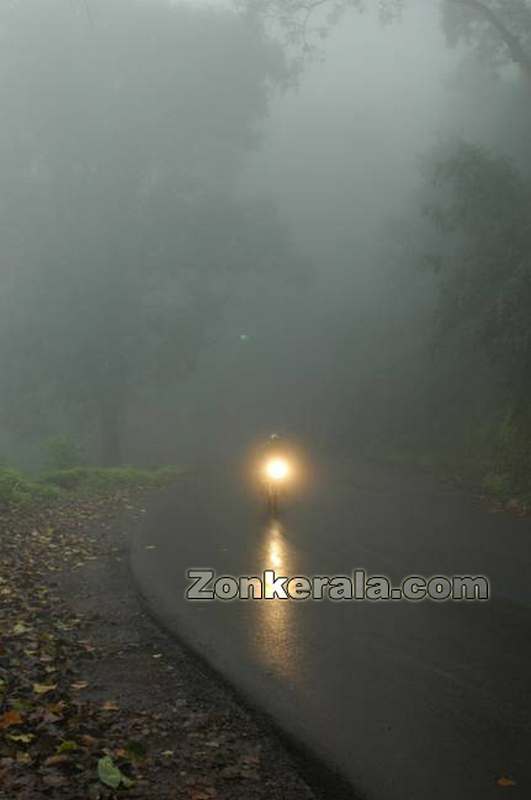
[245,0,531,76]
[447,0,531,75]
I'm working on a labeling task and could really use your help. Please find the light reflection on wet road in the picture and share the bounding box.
[132,461,531,800]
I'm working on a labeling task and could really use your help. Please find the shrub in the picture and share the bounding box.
[0,468,60,509]
[0,464,180,511]
[42,436,84,470]
[41,467,91,490]
[482,472,513,502]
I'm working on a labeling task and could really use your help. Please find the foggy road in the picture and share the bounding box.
[131,461,531,800]
[2,1,531,799]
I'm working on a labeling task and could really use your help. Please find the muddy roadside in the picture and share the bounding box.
[0,488,318,799]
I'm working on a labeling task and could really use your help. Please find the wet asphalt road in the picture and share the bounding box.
[131,460,531,799]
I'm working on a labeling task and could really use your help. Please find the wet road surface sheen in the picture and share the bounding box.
[131,461,531,800]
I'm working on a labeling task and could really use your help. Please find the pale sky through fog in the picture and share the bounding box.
[239,2,462,257]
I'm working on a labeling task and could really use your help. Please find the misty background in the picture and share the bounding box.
[0,0,530,495]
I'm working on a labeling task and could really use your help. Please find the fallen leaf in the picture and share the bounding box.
[97,755,133,789]
[33,683,57,695]
[57,740,79,753]
[7,733,34,744]
[101,700,120,712]
[13,622,30,635]
[497,776,517,787]
[46,701,66,715]
[0,710,23,729]
[45,754,70,767]
[71,681,89,691]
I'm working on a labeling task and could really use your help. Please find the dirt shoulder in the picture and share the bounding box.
[0,489,316,799]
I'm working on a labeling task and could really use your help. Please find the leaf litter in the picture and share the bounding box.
[0,489,316,799]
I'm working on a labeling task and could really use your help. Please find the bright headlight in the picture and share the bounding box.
[265,458,290,481]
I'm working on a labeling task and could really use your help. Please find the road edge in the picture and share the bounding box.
[127,493,366,800]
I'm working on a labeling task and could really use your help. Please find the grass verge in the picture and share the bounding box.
[0,466,181,511]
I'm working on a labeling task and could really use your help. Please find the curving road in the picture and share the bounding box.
[131,460,531,799]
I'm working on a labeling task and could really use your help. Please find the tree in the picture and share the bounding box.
[422,139,531,479]
[0,0,289,464]
[239,0,531,78]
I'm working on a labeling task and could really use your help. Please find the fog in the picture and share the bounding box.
[0,0,530,481]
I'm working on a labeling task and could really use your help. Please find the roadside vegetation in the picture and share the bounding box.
[381,139,531,511]
[0,464,180,512]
